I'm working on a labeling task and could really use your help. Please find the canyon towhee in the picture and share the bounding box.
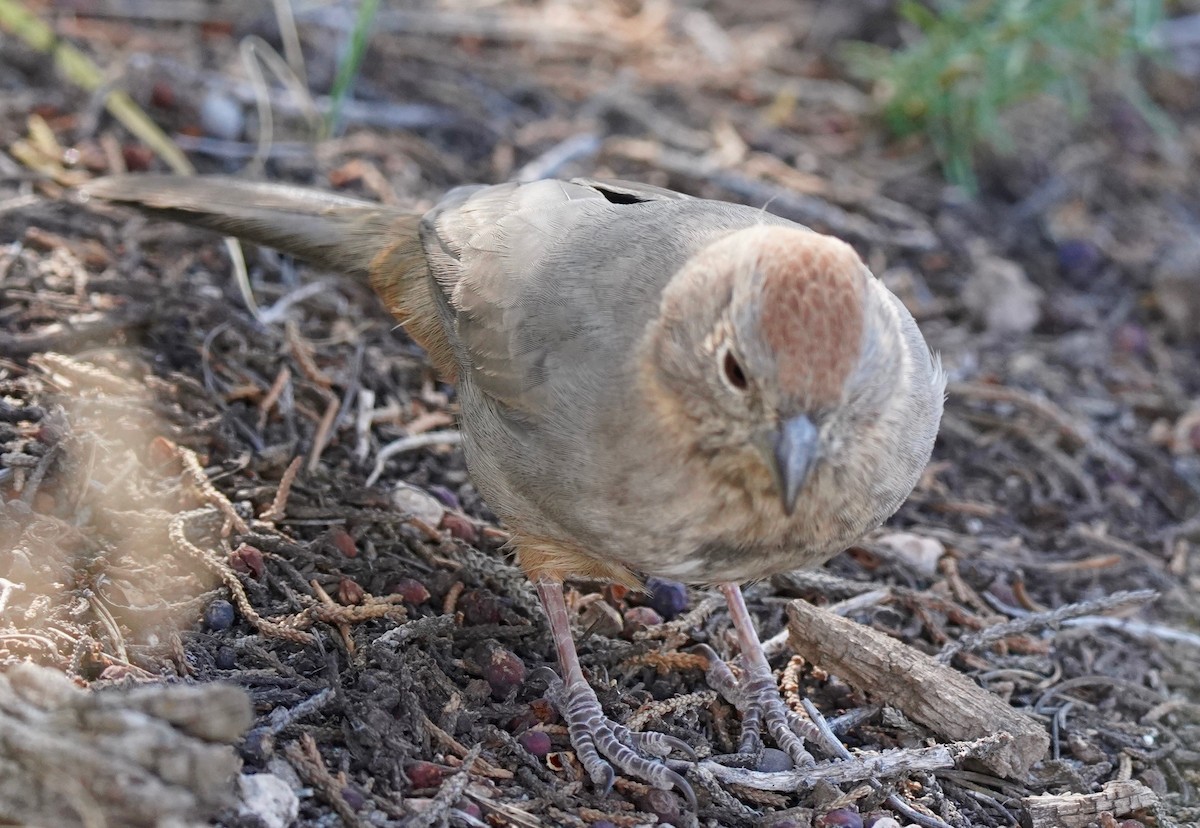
[79,175,945,804]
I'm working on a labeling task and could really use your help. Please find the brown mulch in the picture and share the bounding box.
[2,1,1199,827]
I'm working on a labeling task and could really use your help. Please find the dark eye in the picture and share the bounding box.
[721,350,748,392]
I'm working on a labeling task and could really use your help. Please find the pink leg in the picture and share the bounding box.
[534,576,695,806]
[707,582,816,765]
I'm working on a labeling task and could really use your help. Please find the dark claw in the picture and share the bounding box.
[661,766,697,812]
[528,665,561,686]
[691,644,737,693]
[597,763,615,795]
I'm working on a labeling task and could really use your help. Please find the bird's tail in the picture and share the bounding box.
[80,175,453,377]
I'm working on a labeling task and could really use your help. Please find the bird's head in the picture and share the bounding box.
[645,225,911,515]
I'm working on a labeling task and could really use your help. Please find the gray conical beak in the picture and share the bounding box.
[767,415,819,515]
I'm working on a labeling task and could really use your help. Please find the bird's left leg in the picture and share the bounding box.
[534,575,697,806]
[703,582,818,767]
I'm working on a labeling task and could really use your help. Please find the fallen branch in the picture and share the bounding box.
[787,599,1049,778]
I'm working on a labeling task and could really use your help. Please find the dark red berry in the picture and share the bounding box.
[459,589,504,625]
[229,544,265,578]
[389,577,430,605]
[817,809,863,828]
[406,761,443,788]
[482,646,525,699]
[338,578,365,605]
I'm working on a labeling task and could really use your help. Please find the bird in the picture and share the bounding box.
[78,174,945,806]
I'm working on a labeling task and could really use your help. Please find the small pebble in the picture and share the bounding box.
[1137,767,1168,796]
[241,730,274,763]
[204,599,236,631]
[579,599,623,637]
[623,605,663,637]
[961,249,1042,335]
[199,91,244,141]
[863,817,902,828]
[645,577,689,620]
[638,788,681,824]
[518,730,551,758]
[391,482,446,527]
[757,747,793,772]
[236,772,298,828]
[215,646,237,670]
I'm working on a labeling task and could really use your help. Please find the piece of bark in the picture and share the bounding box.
[787,598,1049,778]
[1021,780,1158,828]
[0,662,252,828]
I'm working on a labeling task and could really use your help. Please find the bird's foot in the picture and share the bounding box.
[697,644,818,770]
[544,674,697,808]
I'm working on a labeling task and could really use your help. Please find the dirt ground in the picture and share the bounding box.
[1,2,1199,827]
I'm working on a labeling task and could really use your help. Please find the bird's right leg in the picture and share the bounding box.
[699,583,819,767]
[533,575,697,807]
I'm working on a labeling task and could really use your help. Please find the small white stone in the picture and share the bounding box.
[390,482,446,527]
[876,531,945,575]
[237,773,299,828]
[200,92,244,141]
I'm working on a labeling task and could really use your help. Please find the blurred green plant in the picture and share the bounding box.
[844,0,1167,191]
[324,0,382,138]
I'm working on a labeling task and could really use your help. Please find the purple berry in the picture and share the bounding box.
[518,730,551,757]
[204,599,235,631]
[645,577,689,620]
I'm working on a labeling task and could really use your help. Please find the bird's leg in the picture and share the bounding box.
[704,582,818,767]
[534,575,696,806]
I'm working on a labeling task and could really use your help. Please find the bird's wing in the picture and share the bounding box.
[567,178,693,203]
[421,179,788,418]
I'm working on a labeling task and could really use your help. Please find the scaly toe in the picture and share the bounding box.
[594,724,697,810]
[624,729,698,761]
[700,644,816,767]
[549,677,696,806]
